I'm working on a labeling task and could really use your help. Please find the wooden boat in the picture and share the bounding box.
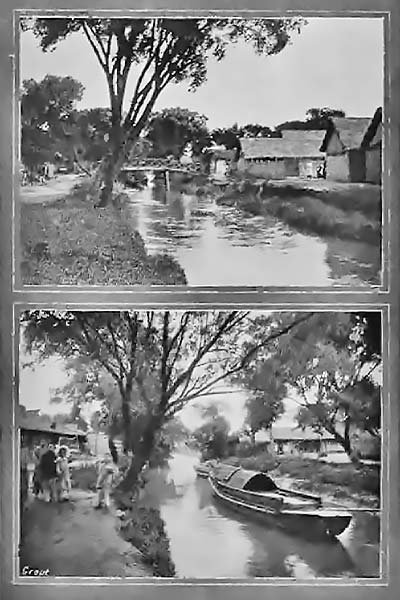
[209,466,352,539]
[194,460,219,478]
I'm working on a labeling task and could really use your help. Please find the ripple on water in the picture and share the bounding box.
[125,187,380,287]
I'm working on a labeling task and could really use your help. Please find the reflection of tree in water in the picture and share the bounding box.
[208,498,355,578]
[340,513,380,577]
[324,237,380,286]
[194,477,214,511]
[127,184,300,252]
[142,187,207,246]
[244,524,355,578]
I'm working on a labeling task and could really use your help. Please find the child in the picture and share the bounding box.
[94,452,115,509]
[56,446,71,501]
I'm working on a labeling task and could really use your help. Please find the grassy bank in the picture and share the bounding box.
[21,179,186,286]
[71,464,176,577]
[225,452,380,508]
[217,178,381,245]
[120,506,176,577]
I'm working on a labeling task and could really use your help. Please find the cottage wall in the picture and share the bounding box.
[299,158,324,179]
[365,146,381,184]
[239,158,298,179]
[326,154,350,182]
[348,148,366,182]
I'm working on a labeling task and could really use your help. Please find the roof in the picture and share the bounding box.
[204,146,236,160]
[361,107,383,148]
[281,130,326,142]
[240,136,325,159]
[270,426,335,441]
[19,414,87,438]
[227,469,278,492]
[320,117,371,152]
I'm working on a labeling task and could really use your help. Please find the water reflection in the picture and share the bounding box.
[139,453,380,579]
[125,183,380,287]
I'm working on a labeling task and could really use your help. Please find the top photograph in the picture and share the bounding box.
[17,15,384,289]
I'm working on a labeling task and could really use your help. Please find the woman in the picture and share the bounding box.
[39,443,58,502]
[56,446,71,501]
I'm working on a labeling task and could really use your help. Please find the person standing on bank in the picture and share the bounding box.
[40,442,58,502]
[56,446,71,501]
[94,452,115,510]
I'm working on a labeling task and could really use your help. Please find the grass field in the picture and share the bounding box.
[21,179,186,286]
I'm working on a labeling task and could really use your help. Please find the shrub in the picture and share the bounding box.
[121,506,176,577]
[21,200,187,285]
[70,465,98,491]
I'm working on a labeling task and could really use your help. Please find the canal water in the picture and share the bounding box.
[140,452,380,579]
[125,181,380,287]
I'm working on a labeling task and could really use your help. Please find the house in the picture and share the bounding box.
[362,107,382,184]
[206,146,237,178]
[18,406,88,452]
[238,131,325,180]
[86,432,123,456]
[320,108,382,183]
[269,425,343,457]
[180,142,194,166]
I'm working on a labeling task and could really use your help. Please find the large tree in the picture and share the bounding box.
[21,310,312,502]
[192,409,230,460]
[21,74,84,172]
[276,107,346,132]
[146,107,211,158]
[242,357,287,444]
[24,17,305,205]
[243,312,382,461]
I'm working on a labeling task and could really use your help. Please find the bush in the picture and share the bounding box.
[21,197,187,285]
[216,180,380,244]
[121,506,176,577]
[274,456,380,497]
[70,465,98,491]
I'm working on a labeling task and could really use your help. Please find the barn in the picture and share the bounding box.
[237,131,325,180]
[269,426,343,457]
[320,109,382,183]
[361,107,383,184]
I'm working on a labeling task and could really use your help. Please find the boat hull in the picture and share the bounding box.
[210,477,351,540]
[194,467,210,478]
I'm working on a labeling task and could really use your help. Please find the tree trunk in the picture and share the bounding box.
[329,420,361,465]
[108,437,118,464]
[114,417,161,508]
[96,120,126,207]
[120,386,132,455]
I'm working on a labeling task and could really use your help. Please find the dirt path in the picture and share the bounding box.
[19,488,152,577]
[20,174,83,204]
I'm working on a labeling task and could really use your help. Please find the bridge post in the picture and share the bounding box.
[165,169,170,192]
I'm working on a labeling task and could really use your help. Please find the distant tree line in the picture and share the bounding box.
[21,73,346,175]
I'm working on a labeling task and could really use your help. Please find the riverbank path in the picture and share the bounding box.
[20,174,82,205]
[19,487,151,577]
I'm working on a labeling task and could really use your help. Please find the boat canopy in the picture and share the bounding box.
[216,467,278,492]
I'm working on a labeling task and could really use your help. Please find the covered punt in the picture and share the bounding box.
[221,467,278,493]
[209,467,352,539]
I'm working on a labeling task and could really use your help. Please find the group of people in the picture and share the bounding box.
[25,440,71,503]
[21,441,146,511]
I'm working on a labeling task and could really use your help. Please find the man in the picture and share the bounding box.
[94,452,116,510]
[39,442,58,502]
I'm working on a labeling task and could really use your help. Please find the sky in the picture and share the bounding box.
[18,337,297,432]
[18,357,298,432]
[20,17,384,130]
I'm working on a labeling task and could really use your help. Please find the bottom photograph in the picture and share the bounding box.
[17,310,382,580]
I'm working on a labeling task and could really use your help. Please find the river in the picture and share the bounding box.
[140,452,380,579]
[125,181,380,287]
